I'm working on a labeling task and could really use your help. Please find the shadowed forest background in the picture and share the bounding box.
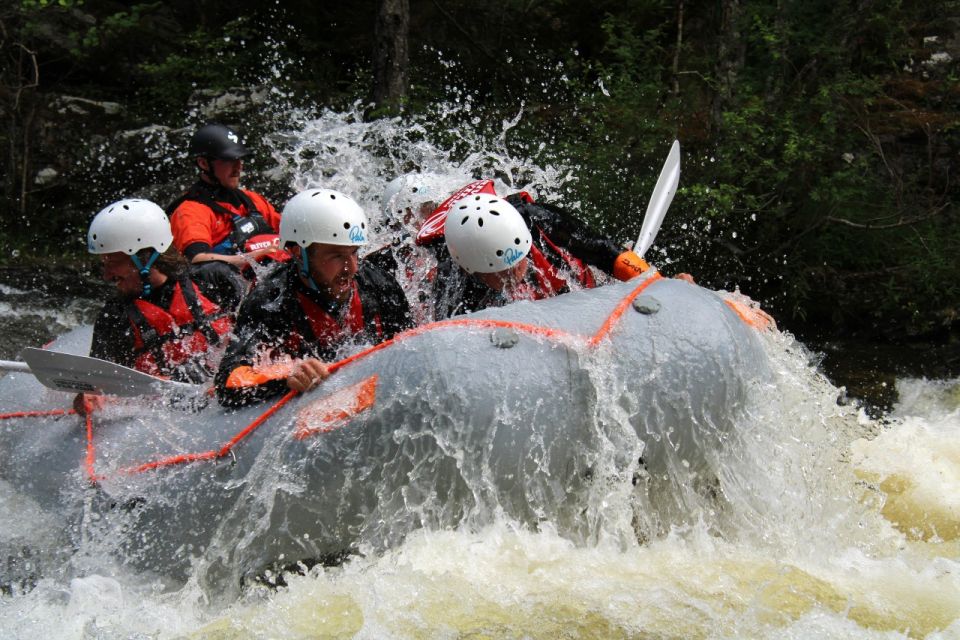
[1,0,958,367]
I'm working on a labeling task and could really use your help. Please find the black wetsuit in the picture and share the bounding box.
[215,259,413,407]
[90,264,241,381]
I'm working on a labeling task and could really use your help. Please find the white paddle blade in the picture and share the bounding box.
[21,348,195,397]
[635,139,681,258]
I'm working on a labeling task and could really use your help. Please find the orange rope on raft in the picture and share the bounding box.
[87,273,666,480]
[84,402,99,483]
[723,298,776,332]
[112,390,299,477]
[588,273,661,347]
[0,408,77,420]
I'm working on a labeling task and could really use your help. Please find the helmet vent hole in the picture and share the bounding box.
[311,192,320,198]
[123,204,130,210]
[460,216,469,225]
[478,217,484,227]
[92,234,97,240]
[496,250,503,256]
[490,210,500,216]
[514,238,521,245]
[361,222,366,229]
[330,194,336,200]
[458,205,467,210]
[343,222,350,229]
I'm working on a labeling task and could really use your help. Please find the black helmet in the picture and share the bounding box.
[189,123,250,160]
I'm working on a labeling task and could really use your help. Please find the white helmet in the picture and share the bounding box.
[281,189,369,248]
[87,198,173,255]
[382,173,449,218]
[444,195,532,273]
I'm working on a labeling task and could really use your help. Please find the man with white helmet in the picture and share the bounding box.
[433,193,651,318]
[381,172,454,229]
[83,198,238,391]
[371,172,461,324]
[215,189,412,407]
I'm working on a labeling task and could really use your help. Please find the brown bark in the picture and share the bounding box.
[370,0,410,115]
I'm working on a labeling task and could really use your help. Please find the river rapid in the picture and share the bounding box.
[0,105,958,638]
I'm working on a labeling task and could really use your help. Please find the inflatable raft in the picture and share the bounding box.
[0,272,773,595]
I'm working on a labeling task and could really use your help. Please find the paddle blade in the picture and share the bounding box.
[21,348,195,397]
[635,140,681,259]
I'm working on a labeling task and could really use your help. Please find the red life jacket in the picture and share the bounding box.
[535,227,596,289]
[283,284,383,355]
[127,279,233,377]
[512,232,598,303]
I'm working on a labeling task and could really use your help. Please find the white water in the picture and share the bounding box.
[2,331,957,638]
[1,106,958,638]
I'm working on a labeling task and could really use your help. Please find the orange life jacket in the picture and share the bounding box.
[127,279,233,378]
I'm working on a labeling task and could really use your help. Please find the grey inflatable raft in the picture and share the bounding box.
[0,273,771,594]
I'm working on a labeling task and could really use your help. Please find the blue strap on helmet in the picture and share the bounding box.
[300,251,320,291]
[130,250,161,297]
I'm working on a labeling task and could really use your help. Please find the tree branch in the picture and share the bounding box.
[824,203,949,229]
[14,43,39,111]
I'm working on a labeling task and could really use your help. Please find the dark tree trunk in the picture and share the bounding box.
[671,0,684,99]
[710,0,745,133]
[369,0,409,115]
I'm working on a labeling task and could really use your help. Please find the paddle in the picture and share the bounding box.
[635,139,681,259]
[0,360,31,373]
[0,348,197,397]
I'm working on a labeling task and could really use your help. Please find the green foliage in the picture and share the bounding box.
[19,0,82,8]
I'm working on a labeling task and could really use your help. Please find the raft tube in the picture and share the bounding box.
[0,273,772,594]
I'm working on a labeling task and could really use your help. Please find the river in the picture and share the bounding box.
[0,106,957,638]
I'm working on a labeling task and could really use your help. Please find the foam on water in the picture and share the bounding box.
[852,378,960,543]
[2,326,957,638]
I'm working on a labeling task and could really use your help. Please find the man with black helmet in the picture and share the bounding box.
[167,123,284,300]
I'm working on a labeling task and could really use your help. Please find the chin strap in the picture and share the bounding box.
[130,250,160,297]
[300,251,320,291]
[198,155,219,186]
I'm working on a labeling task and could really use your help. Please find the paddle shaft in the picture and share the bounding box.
[0,360,31,373]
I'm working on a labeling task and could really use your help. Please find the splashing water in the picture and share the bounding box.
[2,329,956,638]
[1,106,958,638]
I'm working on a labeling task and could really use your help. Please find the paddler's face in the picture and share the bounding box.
[476,257,528,292]
[199,157,243,189]
[100,252,142,298]
[405,200,436,225]
[304,243,360,303]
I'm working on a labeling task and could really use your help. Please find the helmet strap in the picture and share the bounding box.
[130,250,160,297]
[299,250,320,291]
[198,156,218,185]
